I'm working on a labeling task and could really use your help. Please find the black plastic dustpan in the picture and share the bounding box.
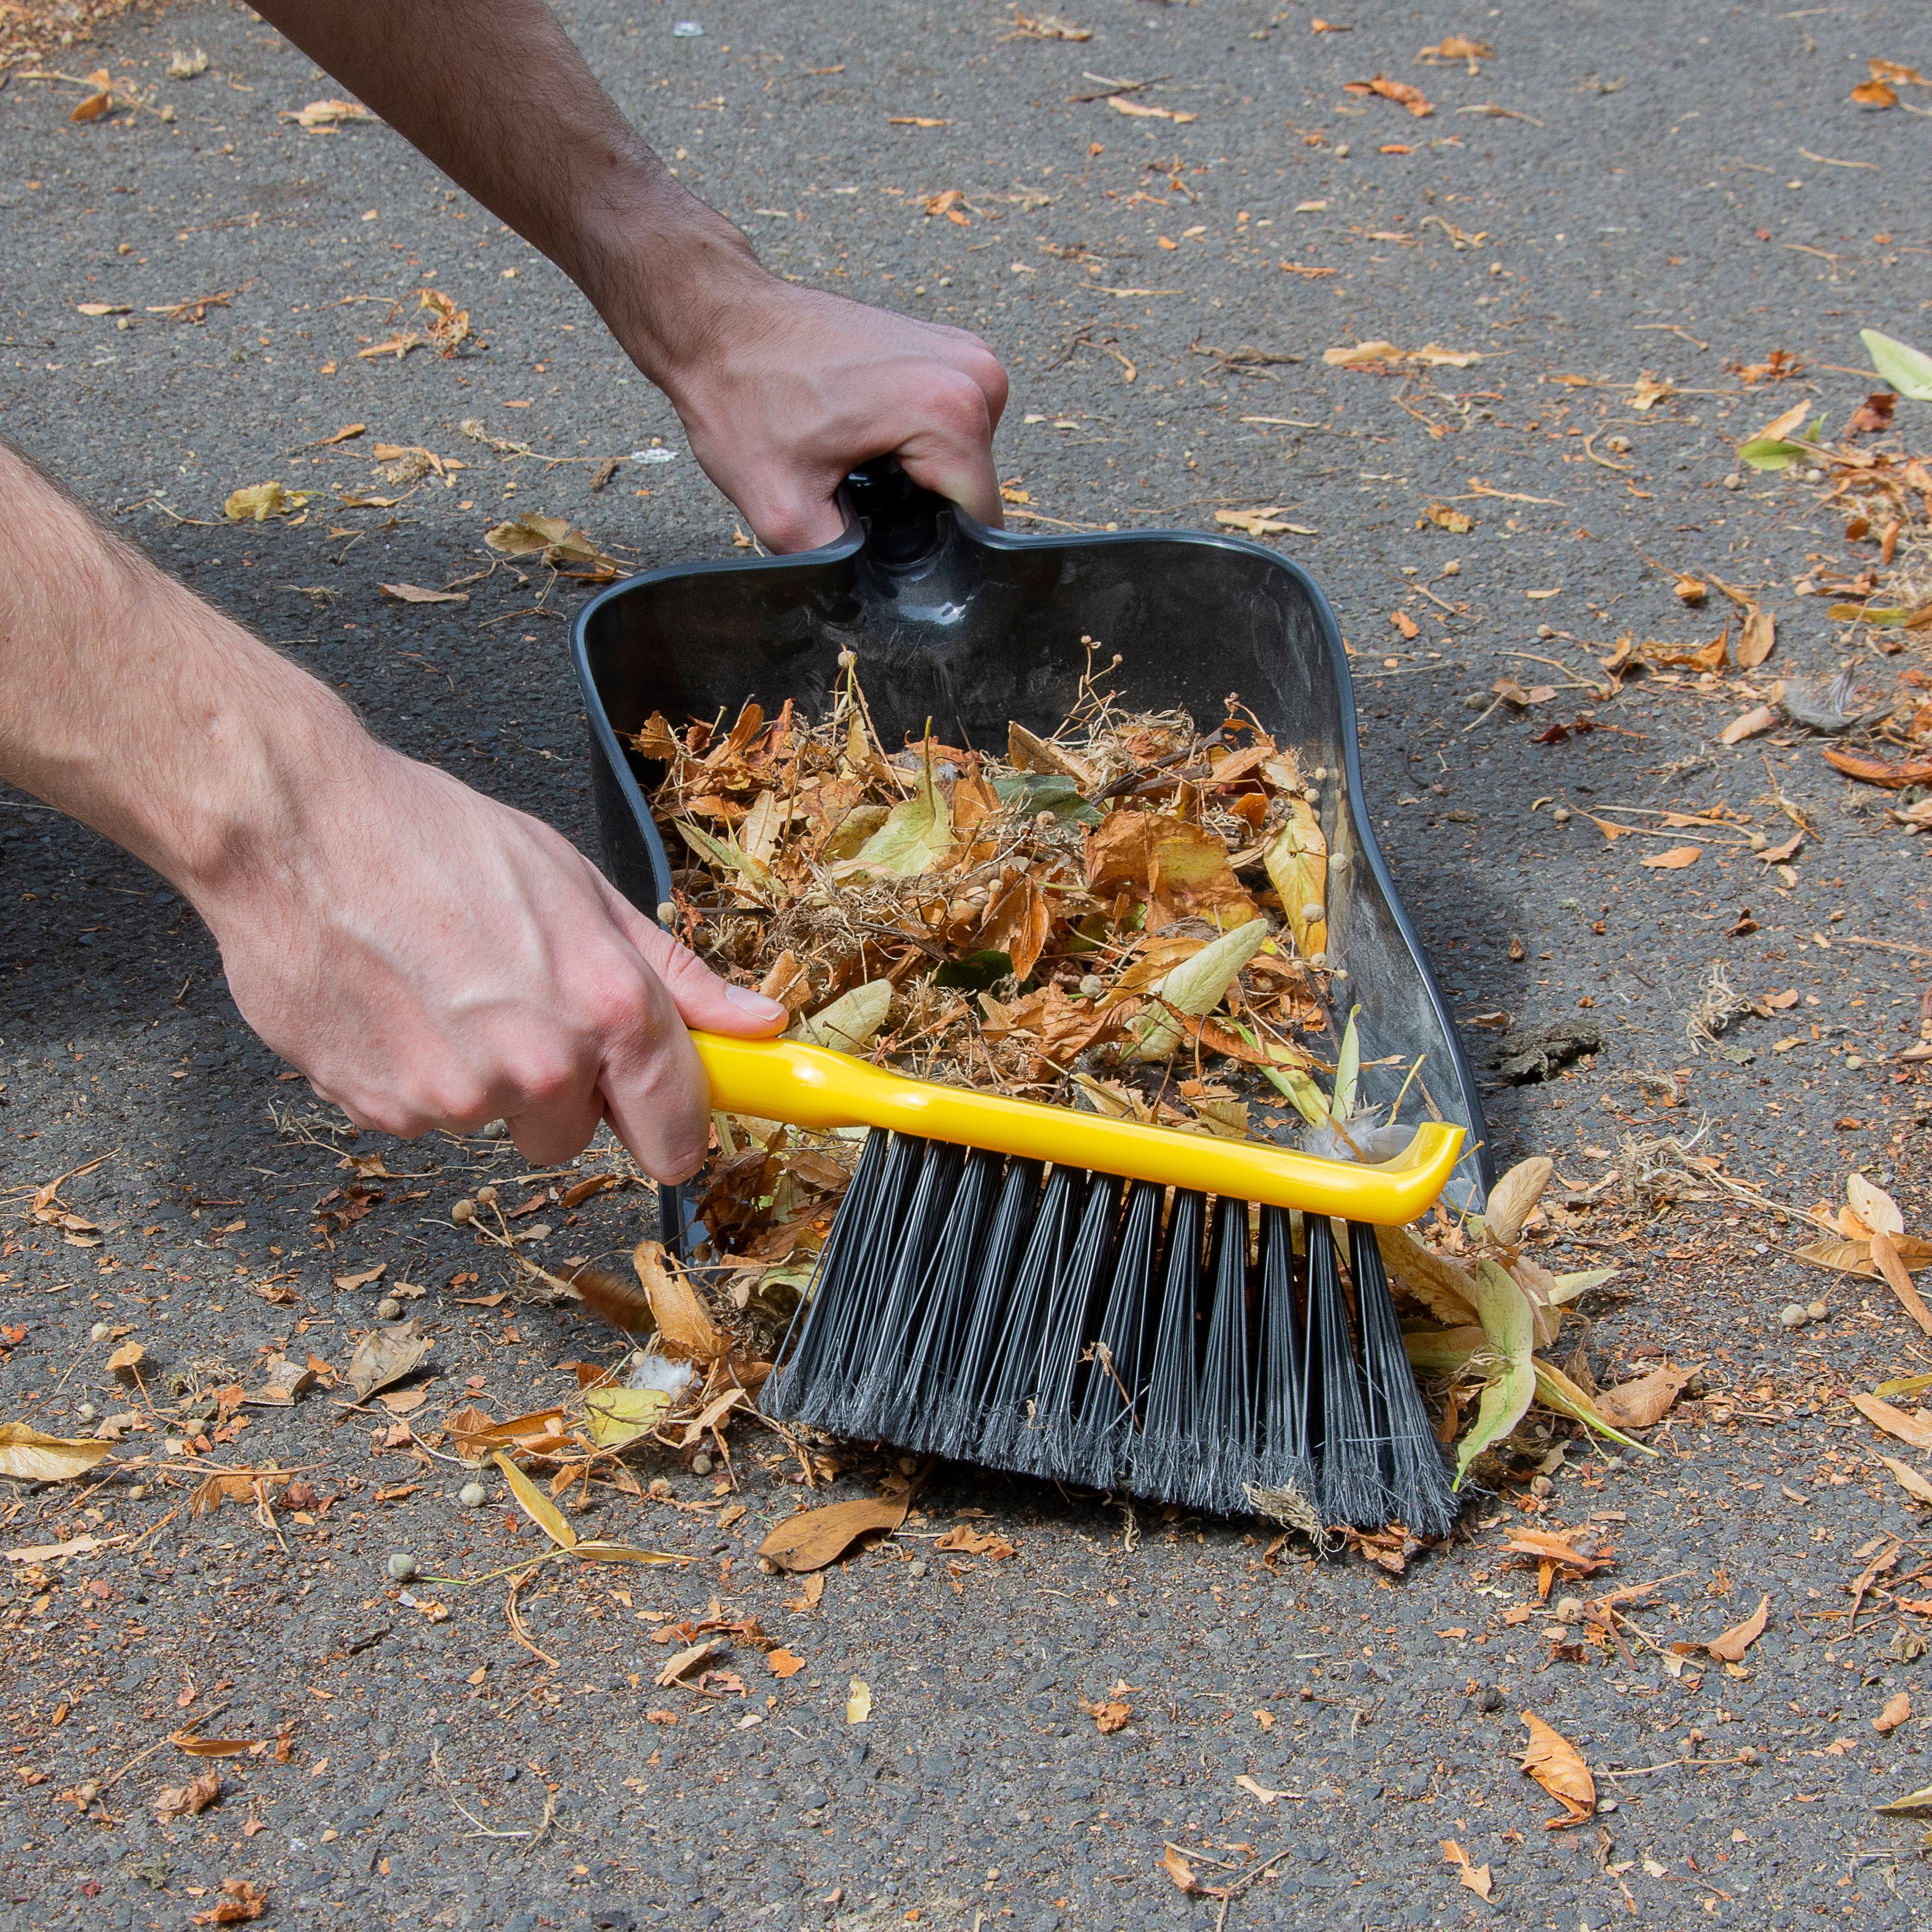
[570,461,1494,1250]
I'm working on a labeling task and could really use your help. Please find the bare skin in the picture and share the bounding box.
[0,4,1009,1177]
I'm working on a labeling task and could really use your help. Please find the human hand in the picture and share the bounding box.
[202,743,786,1178]
[619,265,1009,553]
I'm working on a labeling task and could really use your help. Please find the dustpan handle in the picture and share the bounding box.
[844,454,950,567]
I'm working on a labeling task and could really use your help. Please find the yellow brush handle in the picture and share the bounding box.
[692,1032,1462,1226]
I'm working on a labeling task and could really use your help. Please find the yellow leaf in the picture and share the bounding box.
[0,1423,112,1484]
[846,1678,872,1723]
[1516,1710,1595,1826]
[1638,845,1701,869]
[630,1240,731,1362]
[1879,1454,1932,1505]
[582,1385,672,1449]
[492,1449,576,1551]
[223,481,309,522]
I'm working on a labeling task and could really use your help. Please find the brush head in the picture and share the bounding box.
[762,1129,1462,1538]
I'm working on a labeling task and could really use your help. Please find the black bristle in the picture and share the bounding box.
[877,1147,1004,1453]
[1012,1172,1124,1481]
[933,1156,1042,1461]
[834,1139,966,1437]
[1303,1212,1383,1528]
[1067,1179,1164,1489]
[1129,1188,1206,1505]
[762,1131,1459,1538]
[1254,1205,1317,1508]
[1189,1196,1258,1515]
[977,1164,1085,1468]
[1349,1220,1458,1538]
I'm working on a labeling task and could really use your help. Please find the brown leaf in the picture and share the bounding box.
[1878,1455,1932,1505]
[70,69,112,121]
[933,1525,1018,1559]
[767,1648,807,1678]
[1849,1389,1932,1451]
[977,872,1053,980]
[189,1879,267,1925]
[1736,602,1775,669]
[1441,1838,1494,1900]
[1821,746,1932,790]
[1872,1229,1932,1337]
[757,1495,912,1573]
[1593,1361,1697,1429]
[379,582,469,605]
[345,1319,430,1402]
[1081,1696,1132,1733]
[1086,812,1258,932]
[1876,1692,1912,1735]
[1516,1710,1595,1827]
[631,1240,730,1361]
[1638,845,1701,870]
[1852,78,1900,107]
[154,1770,222,1820]
[1007,721,1098,790]
[106,1340,145,1380]
[654,1638,727,1687]
[1705,1593,1770,1663]
[0,1422,112,1483]
[1720,704,1778,746]
[1161,1846,1202,1895]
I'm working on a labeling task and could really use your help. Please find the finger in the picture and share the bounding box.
[597,981,716,1184]
[502,1085,605,1168]
[603,886,789,1035]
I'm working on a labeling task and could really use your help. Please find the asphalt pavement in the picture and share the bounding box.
[2,1,1931,1928]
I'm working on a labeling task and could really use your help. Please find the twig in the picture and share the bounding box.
[98,1703,231,1795]
[1214,1846,1296,1930]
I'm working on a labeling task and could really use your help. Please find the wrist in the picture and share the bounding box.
[573,181,771,394]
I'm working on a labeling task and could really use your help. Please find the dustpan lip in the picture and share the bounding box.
[570,503,1494,1220]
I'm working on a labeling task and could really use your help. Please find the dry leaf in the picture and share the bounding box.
[846,1678,872,1724]
[379,582,469,605]
[286,97,374,129]
[334,1262,386,1292]
[1516,1711,1595,1827]
[1849,1172,1906,1238]
[1873,1229,1932,1337]
[189,1879,267,1925]
[70,68,112,120]
[655,1638,727,1687]
[1593,1362,1697,1429]
[1878,1781,1932,1816]
[1877,1455,1932,1505]
[1705,1594,1770,1663]
[154,1770,221,1821]
[106,1340,145,1380]
[1419,500,1476,533]
[1161,1846,1202,1895]
[1441,1838,1494,1900]
[345,1319,430,1402]
[1876,1692,1912,1735]
[1638,845,1701,870]
[223,481,308,522]
[757,1495,911,1573]
[1485,1156,1552,1247]
[1849,1389,1932,1451]
[1082,1697,1131,1733]
[767,1648,806,1678]
[632,1240,730,1361]
[483,513,618,577]
[1721,705,1778,746]
[933,1525,1018,1559]
[493,1449,577,1551]
[0,1422,112,1483]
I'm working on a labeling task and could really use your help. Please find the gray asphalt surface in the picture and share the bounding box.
[4,1,1932,1928]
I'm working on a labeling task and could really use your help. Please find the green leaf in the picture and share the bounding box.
[1862,327,1932,403]
[1532,1361,1656,1456]
[989,771,1101,825]
[1454,1261,1536,1487]
[1333,1004,1362,1123]
[1261,1061,1335,1129]
[493,1449,577,1551]
[674,819,773,893]
[1401,1324,1486,1372]
[931,949,1014,992]
[790,980,893,1053]
[1133,917,1270,1061]
[841,758,953,877]
[582,1385,673,1449]
[1737,436,1808,472]
[1548,1265,1620,1307]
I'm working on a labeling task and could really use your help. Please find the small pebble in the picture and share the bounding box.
[481,1120,508,1141]
[1463,692,1489,711]
[376,1296,403,1323]
[451,1198,476,1225]
[1807,1300,1828,1321]
[690,1451,714,1477]
[1529,1473,1553,1497]
[1077,974,1104,1000]
[907,1559,928,1579]
[90,1321,111,1342]
[128,1483,149,1500]
[459,1481,487,1509]
[1779,1304,1809,1329]
[387,1552,419,1581]
[503,1764,521,1783]
[1722,472,1743,491]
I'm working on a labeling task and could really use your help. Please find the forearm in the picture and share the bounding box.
[0,439,373,907]
[248,0,759,384]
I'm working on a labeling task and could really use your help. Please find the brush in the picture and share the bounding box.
[687,1031,1464,1533]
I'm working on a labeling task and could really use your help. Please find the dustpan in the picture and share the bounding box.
[570,459,1495,1256]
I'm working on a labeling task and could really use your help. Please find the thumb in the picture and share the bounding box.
[609,889,789,1036]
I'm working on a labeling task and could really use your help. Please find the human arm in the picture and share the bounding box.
[0,439,785,1177]
[249,0,1008,550]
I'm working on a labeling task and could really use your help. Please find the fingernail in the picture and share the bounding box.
[725,985,788,1023]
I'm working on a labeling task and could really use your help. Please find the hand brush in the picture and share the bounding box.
[692,1031,1464,1535]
